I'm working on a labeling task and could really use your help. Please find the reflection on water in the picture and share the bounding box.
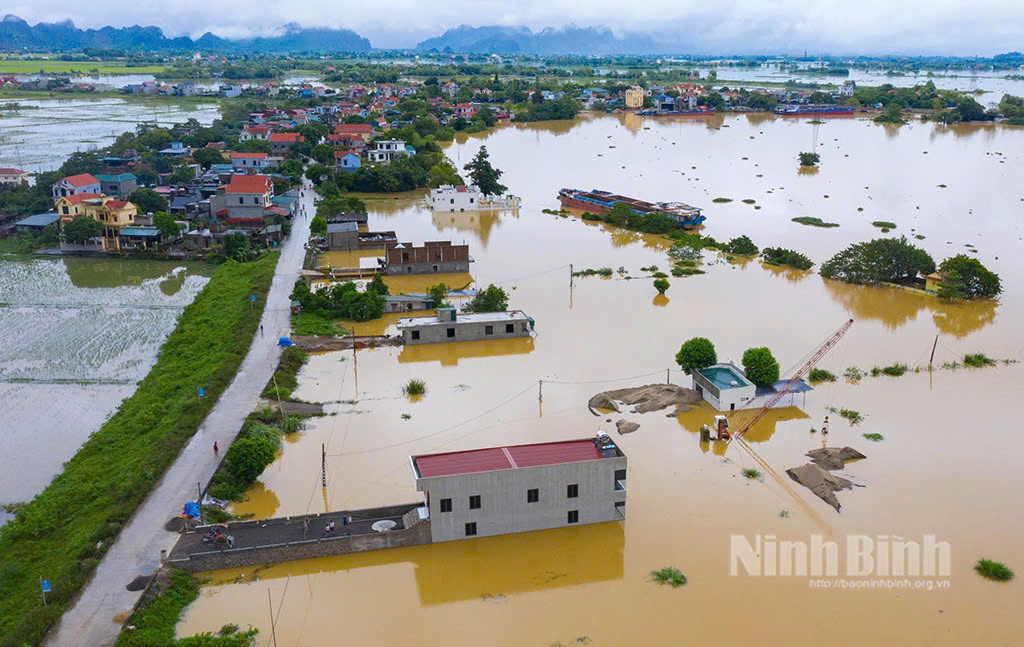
[675,401,812,444]
[398,337,536,366]
[431,209,512,248]
[229,480,283,520]
[824,279,997,336]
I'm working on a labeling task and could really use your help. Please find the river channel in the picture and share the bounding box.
[0,256,210,523]
[178,113,1023,644]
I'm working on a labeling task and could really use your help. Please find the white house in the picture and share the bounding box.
[428,184,484,211]
[231,152,270,172]
[51,173,101,200]
[692,362,812,412]
[367,139,413,164]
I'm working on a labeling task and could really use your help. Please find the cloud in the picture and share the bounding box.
[5,0,1024,54]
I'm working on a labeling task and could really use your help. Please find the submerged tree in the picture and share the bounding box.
[937,254,1002,299]
[653,278,670,295]
[463,146,507,196]
[463,284,509,313]
[742,347,781,387]
[675,337,717,375]
[798,152,821,167]
[820,236,935,285]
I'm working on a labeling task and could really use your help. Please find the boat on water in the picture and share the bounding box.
[557,188,705,229]
[775,105,855,117]
[635,108,717,117]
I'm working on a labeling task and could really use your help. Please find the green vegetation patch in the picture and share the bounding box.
[573,267,614,278]
[261,347,309,401]
[404,378,427,396]
[792,216,839,228]
[829,406,864,425]
[872,221,897,229]
[291,311,343,336]
[712,197,734,203]
[963,353,996,368]
[651,567,688,587]
[762,247,814,270]
[742,468,762,479]
[0,253,277,645]
[115,568,257,647]
[881,363,908,377]
[863,433,885,442]
[741,199,757,205]
[975,558,1014,582]
[809,368,837,383]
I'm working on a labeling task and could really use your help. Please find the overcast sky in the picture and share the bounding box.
[6,0,1024,54]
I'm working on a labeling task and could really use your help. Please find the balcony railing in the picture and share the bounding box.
[691,370,720,399]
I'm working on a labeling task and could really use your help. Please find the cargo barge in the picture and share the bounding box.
[775,105,855,116]
[557,188,705,228]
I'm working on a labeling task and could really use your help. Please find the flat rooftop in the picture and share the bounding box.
[413,437,621,478]
[396,310,528,329]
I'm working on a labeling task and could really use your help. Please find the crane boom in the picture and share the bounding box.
[732,319,854,441]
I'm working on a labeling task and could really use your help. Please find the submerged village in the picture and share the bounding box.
[0,27,1023,647]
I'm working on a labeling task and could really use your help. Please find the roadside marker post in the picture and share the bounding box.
[40,578,50,606]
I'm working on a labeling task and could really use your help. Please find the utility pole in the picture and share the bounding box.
[321,443,327,488]
[569,263,573,288]
[267,588,278,647]
[928,334,938,371]
[197,482,202,525]
[272,373,283,420]
[666,368,670,384]
[538,379,543,402]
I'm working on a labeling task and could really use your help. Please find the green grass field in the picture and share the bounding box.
[0,59,167,75]
[0,252,278,646]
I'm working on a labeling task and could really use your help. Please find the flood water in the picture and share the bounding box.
[179,114,1023,644]
[0,97,219,173]
[0,257,210,521]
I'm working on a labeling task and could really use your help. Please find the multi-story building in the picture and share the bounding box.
[692,362,812,411]
[210,174,273,228]
[94,173,138,196]
[428,184,484,211]
[53,194,139,251]
[270,132,304,155]
[51,173,101,200]
[0,167,29,187]
[384,240,470,275]
[231,152,270,172]
[410,434,627,542]
[396,307,533,345]
[367,139,414,164]
[624,85,645,109]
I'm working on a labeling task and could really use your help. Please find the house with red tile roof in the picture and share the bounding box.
[334,149,361,173]
[0,168,29,187]
[269,132,305,154]
[241,124,270,141]
[230,152,270,172]
[210,174,274,226]
[51,173,101,200]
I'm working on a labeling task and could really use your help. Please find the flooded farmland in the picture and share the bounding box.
[179,114,1023,644]
[0,257,210,522]
[0,97,219,173]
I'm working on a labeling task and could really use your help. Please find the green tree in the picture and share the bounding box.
[463,146,507,196]
[305,163,331,186]
[428,160,463,188]
[311,143,334,165]
[741,347,780,387]
[168,164,195,185]
[236,139,271,154]
[426,283,452,309]
[367,272,389,296]
[936,254,1002,299]
[152,212,180,238]
[798,152,821,166]
[463,284,508,313]
[702,91,725,111]
[310,215,327,236]
[223,232,256,262]
[820,236,935,285]
[724,235,758,255]
[315,195,367,219]
[62,215,103,243]
[956,97,987,122]
[675,337,717,375]
[191,147,224,170]
[129,188,169,215]
[874,102,906,124]
[224,434,277,485]
[653,278,670,295]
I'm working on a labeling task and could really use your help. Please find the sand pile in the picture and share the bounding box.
[786,464,853,512]
[164,516,200,532]
[806,447,866,470]
[589,384,701,414]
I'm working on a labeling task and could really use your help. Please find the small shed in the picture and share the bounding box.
[327,221,359,251]
[14,212,59,235]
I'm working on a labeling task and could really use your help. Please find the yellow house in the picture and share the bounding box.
[924,272,947,293]
[624,85,645,109]
[54,193,138,250]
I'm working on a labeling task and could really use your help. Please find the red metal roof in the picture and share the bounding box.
[232,152,267,159]
[63,173,99,187]
[59,192,103,205]
[415,439,605,478]
[0,168,26,175]
[270,133,303,142]
[225,175,271,194]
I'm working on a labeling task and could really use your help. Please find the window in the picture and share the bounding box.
[568,510,579,524]
[469,198,474,204]
[406,266,412,273]
[485,325,493,335]
[447,328,455,338]
[567,484,579,499]
[450,198,455,204]
[432,265,439,272]
[522,323,529,332]
[465,522,477,536]
[253,197,259,205]
[440,498,452,513]
[505,323,514,334]
[469,495,481,509]
[238,197,244,204]
[62,206,69,215]
[410,330,420,341]
[402,252,409,262]
[527,488,539,503]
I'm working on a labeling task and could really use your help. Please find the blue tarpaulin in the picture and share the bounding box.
[278,337,293,347]
[182,501,200,518]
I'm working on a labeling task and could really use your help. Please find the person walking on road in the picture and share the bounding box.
[260,324,264,336]
[213,441,219,454]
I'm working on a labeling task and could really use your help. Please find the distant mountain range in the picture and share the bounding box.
[415,25,664,55]
[0,15,372,53]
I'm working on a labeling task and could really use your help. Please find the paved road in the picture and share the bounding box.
[46,181,315,647]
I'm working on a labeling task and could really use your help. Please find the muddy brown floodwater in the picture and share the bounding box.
[179,114,1024,645]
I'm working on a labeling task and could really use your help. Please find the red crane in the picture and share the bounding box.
[705,319,854,442]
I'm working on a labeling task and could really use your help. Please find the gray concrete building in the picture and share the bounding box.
[396,308,533,345]
[326,222,359,250]
[410,434,627,543]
